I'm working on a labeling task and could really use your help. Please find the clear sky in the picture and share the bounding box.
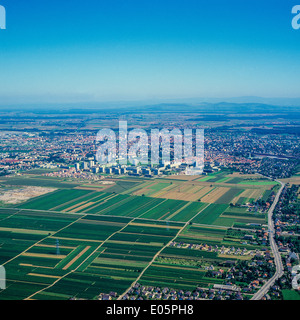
[0,0,299,104]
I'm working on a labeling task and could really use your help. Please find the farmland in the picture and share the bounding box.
[136,221,263,291]
[0,172,279,300]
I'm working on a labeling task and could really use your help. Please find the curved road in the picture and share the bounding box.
[251,179,285,300]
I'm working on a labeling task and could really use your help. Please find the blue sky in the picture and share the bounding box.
[0,0,299,104]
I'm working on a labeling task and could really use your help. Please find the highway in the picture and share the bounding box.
[251,180,285,300]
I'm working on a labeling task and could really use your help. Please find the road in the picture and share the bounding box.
[251,180,285,300]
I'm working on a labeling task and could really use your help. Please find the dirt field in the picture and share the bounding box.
[280,175,300,185]
[62,246,91,270]
[201,187,230,203]
[27,273,61,279]
[165,175,200,181]
[133,182,162,196]
[150,184,214,201]
[21,252,66,259]
[129,222,181,230]
[0,186,56,204]
[226,173,260,178]
[231,188,262,204]
[69,202,96,213]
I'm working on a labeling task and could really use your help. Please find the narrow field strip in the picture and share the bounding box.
[27,273,61,279]
[21,252,66,259]
[136,199,169,219]
[62,246,91,270]
[50,191,97,211]
[164,201,193,221]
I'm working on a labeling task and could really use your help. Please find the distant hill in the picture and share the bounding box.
[129,102,300,114]
[0,97,299,114]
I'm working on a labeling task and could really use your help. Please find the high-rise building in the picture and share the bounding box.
[92,167,99,173]
[89,160,95,168]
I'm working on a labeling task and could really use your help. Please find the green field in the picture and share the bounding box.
[180,224,227,243]
[0,176,81,188]
[144,182,171,196]
[18,189,93,210]
[215,188,243,204]
[238,180,278,186]
[169,202,207,222]
[192,203,229,225]
[282,289,300,300]
[140,264,207,290]
[0,172,282,300]
[105,179,142,194]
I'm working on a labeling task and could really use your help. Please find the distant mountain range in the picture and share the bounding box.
[0,96,299,113]
[135,102,300,114]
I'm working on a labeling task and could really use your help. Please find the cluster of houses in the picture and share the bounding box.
[43,167,103,181]
[221,254,275,286]
[120,283,246,301]
[169,241,262,257]
[98,292,118,300]
[257,157,299,180]
[273,184,299,237]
